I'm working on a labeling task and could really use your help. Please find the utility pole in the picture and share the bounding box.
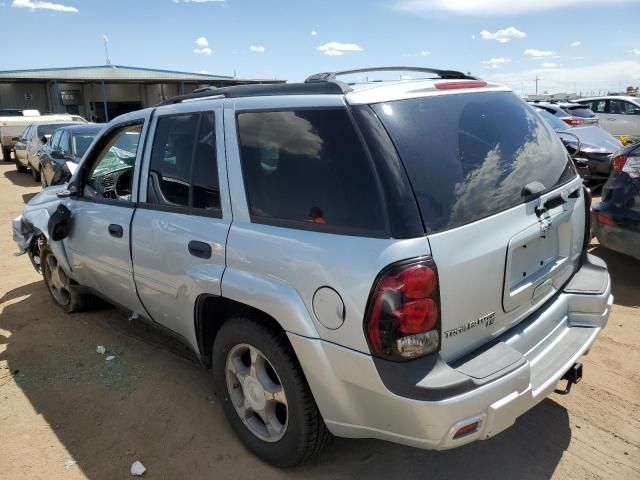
[103,35,111,65]
[534,75,540,95]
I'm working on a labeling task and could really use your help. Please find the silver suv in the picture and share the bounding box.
[13,67,613,467]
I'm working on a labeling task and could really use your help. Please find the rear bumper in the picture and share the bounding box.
[290,254,612,450]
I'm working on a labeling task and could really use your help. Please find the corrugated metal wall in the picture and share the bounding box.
[0,82,49,112]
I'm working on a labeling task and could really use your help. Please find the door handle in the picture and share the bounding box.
[108,224,124,238]
[188,240,212,259]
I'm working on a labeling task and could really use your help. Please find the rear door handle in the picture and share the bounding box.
[188,240,212,259]
[108,224,124,238]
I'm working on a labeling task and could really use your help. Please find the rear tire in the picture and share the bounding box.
[31,163,41,182]
[15,157,27,173]
[41,246,83,313]
[212,316,331,467]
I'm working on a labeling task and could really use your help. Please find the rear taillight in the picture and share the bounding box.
[365,259,440,361]
[561,117,584,127]
[596,212,615,226]
[613,155,628,172]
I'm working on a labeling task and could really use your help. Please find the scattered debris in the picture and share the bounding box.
[131,460,146,476]
[96,345,106,354]
[64,458,77,469]
[106,355,116,362]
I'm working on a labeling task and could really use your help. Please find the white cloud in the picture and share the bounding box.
[525,48,556,57]
[250,45,265,52]
[317,41,363,56]
[194,36,209,47]
[471,34,476,40]
[480,27,526,43]
[11,0,77,12]
[486,60,640,94]
[420,50,430,56]
[628,48,640,56]
[193,47,213,55]
[542,62,559,68]
[483,57,512,68]
[311,30,317,36]
[571,41,581,47]
[395,0,632,15]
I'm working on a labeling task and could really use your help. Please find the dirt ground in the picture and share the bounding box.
[0,161,638,480]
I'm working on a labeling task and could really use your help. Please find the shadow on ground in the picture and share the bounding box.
[589,244,640,308]
[0,282,572,480]
[3,168,38,189]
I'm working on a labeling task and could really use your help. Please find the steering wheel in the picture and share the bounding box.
[114,169,133,198]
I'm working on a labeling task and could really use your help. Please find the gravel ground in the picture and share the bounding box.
[0,161,638,480]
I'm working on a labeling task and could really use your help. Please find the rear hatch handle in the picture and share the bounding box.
[521,181,569,217]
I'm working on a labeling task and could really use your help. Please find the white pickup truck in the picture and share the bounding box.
[1,110,87,160]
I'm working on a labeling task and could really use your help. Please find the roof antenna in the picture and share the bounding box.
[103,35,112,66]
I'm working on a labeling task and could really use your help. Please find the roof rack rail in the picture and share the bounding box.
[158,81,349,106]
[305,66,475,83]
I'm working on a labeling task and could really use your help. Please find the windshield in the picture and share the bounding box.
[72,132,99,157]
[373,91,576,233]
[535,108,569,130]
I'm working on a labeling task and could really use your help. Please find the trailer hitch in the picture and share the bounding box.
[555,362,583,395]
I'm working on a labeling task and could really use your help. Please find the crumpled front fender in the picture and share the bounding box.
[12,185,72,274]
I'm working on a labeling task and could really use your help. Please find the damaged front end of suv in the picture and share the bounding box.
[13,185,73,275]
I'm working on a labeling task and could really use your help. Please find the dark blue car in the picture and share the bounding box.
[592,142,640,260]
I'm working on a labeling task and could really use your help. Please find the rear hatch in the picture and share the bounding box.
[564,104,600,126]
[372,91,586,361]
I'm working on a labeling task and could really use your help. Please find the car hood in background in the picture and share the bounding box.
[568,126,622,154]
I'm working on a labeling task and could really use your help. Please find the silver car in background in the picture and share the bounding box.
[575,96,640,141]
[13,67,613,467]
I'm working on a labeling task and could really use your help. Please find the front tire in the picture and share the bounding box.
[2,146,12,161]
[15,157,27,173]
[31,162,41,182]
[212,316,331,467]
[41,246,82,313]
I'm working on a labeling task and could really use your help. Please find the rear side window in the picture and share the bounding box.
[373,91,575,233]
[146,112,221,214]
[237,109,386,236]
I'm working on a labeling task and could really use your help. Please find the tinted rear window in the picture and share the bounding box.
[237,109,386,236]
[373,91,575,233]
[564,106,596,118]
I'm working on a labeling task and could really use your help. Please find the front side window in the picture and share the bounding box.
[146,112,221,213]
[72,131,99,158]
[85,124,142,202]
[609,100,626,114]
[49,130,62,149]
[59,131,71,154]
[237,109,386,236]
[623,101,640,115]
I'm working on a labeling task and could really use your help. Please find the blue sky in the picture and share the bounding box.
[1,0,639,94]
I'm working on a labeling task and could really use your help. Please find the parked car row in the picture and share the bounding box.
[10,118,102,186]
[0,110,87,161]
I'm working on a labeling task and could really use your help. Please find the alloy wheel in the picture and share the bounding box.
[225,343,288,442]
[44,253,71,306]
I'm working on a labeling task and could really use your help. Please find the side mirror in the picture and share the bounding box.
[633,108,640,115]
[12,136,20,143]
[50,149,64,160]
[557,131,582,159]
[40,135,48,144]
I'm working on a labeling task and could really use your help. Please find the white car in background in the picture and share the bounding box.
[574,96,640,141]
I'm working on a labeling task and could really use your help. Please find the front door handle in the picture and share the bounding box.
[108,224,124,238]
[188,240,212,259]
